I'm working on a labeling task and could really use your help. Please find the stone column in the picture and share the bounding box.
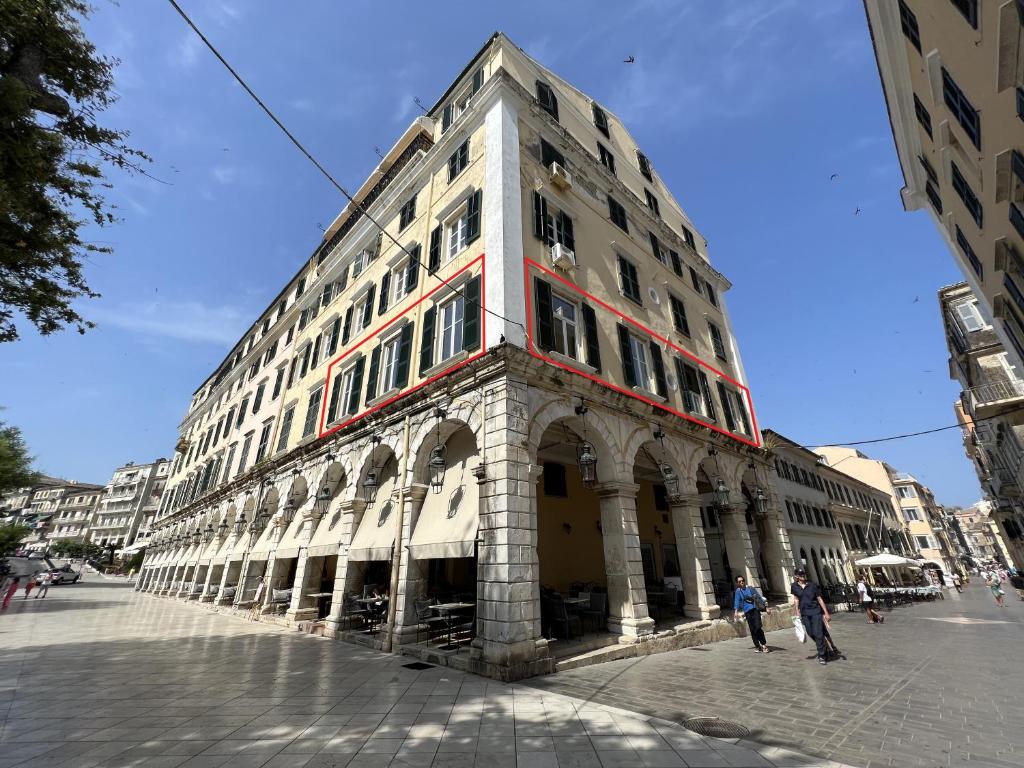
[259,554,279,613]
[757,501,794,600]
[595,481,655,638]
[200,563,218,601]
[214,558,236,605]
[718,505,759,588]
[469,377,549,680]
[325,499,364,633]
[668,495,720,619]
[391,485,429,647]
[286,509,324,621]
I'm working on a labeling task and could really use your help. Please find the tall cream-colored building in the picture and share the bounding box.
[865,0,1024,368]
[939,281,1024,568]
[91,459,170,553]
[140,33,793,679]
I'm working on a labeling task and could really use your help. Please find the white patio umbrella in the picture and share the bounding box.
[855,553,922,567]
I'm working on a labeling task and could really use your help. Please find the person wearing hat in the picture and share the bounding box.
[790,567,831,665]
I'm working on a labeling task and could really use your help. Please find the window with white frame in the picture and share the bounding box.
[380,334,402,393]
[339,366,358,416]
[353,295,370,334]
[902,506,921,522]
[551,294,578,359]
[393,261,413,304]
[955,299,986,332]
[895,485,917,499]
[439,295,465,361]
[915,535,934,550]
[628,334,651,389]
[351,249,372,279]
[447,212,468,261]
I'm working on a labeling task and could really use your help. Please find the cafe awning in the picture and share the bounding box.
[348,495,398,561]
[408,451,479,560]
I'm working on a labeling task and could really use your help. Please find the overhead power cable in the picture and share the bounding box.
[801,409,1011,449]
[165,0,524,335]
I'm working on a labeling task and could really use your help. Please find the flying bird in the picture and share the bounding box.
[854,207,861,215]
[830,173,839,181]
[623,55,635,64]
[221,147,230,152]
[913,296,920,303]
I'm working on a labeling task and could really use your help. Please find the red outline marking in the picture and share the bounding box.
[524,257,761,449]
[316,253,487,438]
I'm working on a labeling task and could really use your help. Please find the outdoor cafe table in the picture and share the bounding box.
[306,591,333,617]
[431,602,474,650]
[356,596,389,632]
[563,597,589,607]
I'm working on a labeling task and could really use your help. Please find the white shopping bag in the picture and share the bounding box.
[792,616,807,643]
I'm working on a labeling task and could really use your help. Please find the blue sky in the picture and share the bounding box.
[0,1,977,504]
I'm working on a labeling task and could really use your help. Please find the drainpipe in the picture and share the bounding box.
[384,412,412,652]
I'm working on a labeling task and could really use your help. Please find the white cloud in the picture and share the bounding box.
[392,92,416,124]
[211,165,238,185]
[89,300,250,345]
[171,33,202,71]
[289,98,313,112]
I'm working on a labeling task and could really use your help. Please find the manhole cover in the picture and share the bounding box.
[681,717,750,739]
[402,662,434,670]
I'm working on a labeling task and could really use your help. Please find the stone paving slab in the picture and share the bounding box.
[0,581,854,768]
[526,585,1024,767]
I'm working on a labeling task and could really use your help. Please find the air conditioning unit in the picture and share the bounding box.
[550,243,576,271]
[549,162,572,190]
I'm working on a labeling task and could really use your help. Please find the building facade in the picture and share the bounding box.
[47,486,105,546]
[889,472,963,577]
[939,281,1024,568]
[139,33,796,680]
[865,0,1024,369]
[91,460,170,553]
[2,478,103,552]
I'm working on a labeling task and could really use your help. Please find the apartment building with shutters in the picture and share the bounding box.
[940,280,1024,568]
[865,0,1024,369]
[141,32,782,680]
[91,459,169,553]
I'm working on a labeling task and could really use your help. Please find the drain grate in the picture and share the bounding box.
[402,662,434,671]
[680,717,750,739]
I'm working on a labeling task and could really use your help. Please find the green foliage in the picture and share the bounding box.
[48,538,81,558]
[0,418,39,495]
[0,523,31,555]
[0,0,149,342]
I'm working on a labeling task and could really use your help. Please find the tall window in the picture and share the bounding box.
[255,420,274,463]
[617,255,642,304]
[380,335,402,393]
[276,407,294,452]
[628,334,650,389]
[439,296,465,360]
[608,196,628,232]
[551,294,578,358]
[636,151,653,181]
[448,139,469,182]
[708,322,727,360]
[592,103,609,137]
[399,195,416,230]
[955,226,983,277]
[448,213,468,260]
[896,485,917,499]
[339,366,358,416]
[903,506,921,522]
[949,0,978,29]
[898,0,921,52]
[536,81,558,120]
[941,68,981,149]
[236,432,253,477]
[951,163,983,227]
[302,387,323,438]
[644,189,661,218]
[669,295,690,336]
[598,143,616,175]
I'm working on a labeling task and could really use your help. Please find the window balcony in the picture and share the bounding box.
[965,378,1024,421]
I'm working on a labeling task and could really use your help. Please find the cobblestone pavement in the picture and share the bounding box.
[0,580,850,768]
[527,584,1024,768]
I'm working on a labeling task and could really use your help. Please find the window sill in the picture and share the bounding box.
[546,350,597,374]
[632,386,666,403]
[423,349,469,378]
[366,387,402,408]
[619,293,647,312]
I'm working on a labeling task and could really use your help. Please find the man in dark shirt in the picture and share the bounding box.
[790,568,831,664]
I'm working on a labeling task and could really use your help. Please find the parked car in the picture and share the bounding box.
[45,565,80,584]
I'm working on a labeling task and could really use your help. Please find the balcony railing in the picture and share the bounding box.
[966,378,1024,415]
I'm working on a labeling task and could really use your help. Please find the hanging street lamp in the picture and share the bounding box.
[217,518,229,538]
[574,398,599,488]
[202,523,215,543]
[191,528,202,545]
[234,513,247,537]
[364,435,382,506]
[712,477,730,509]
[282,500,297,526]
[754,487,769,516]
[653,426,681,500]
[428,408,447,493]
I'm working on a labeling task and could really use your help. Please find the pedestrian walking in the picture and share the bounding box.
[790,568,832,665]
[35,571,52,599]
[732,575,771,653]
[2,577,21,609]
[952,573,963,593]
[23,575,36,600]
[1010,572,1024,601]
[987,575,1006,607]
[857,573,883,624]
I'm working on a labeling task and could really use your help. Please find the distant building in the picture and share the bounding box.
[46,485,106,546]
[91,460,170,553]
[865,1,1024,370]
[2,478,104,551]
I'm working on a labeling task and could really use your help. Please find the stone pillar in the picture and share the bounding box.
[391,485,429,647]
[214,559,236,605]
[469,378,549,680]
[259,554,279,613]
[596,481,655,638]
[170,564,185,595]
[286,509,324,621]
[325,499,364,633]
[668,495,720,619]
[757,502,794,600]
[200,563,218,601]
[718,505,759,588]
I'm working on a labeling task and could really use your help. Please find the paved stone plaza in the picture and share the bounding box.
[1,581,1019,768]
[0,580,846,768]
[528,585,1024,768]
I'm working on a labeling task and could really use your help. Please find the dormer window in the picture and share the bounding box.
[441,67,484,132]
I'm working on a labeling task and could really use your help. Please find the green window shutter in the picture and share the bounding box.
[717,382,736,431]
[341,306,353,345]
[535,278,555,351]
[394,322,415,389]
[558,212,574,251]
[365,345,381,402]
[617,324,637,387]
[419,306,436,375]
[581,303,601,372]
[378,272,391,315]
[327,317,341,356]
[347,356,364,415]
[466,190,482,244]
[406,245,421,292]
[668,249,683,277]
[472,67,484,93]
[649,341,668,398]
[532,191,547,241]
[670,296,690,336]
[362,285,376,328]
[428,226,441,272]
[442,103,453,132]
[462,275,482,352]
[734,391,752,434]
[326,372,342,424]
[698,371,716,421]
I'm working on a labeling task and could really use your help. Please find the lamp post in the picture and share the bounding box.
[574,399,599,488]
[364,435,382,506]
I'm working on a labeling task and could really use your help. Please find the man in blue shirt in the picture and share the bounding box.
[790,568,831,664]
[732,575,770,653]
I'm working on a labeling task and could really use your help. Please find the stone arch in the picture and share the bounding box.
[528,396,623,484]
[410,416,479,486]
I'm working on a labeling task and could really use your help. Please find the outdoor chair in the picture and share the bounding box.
[342,594,368,631]
[269,588,292,614]
[455,605,476,644]
[579,591,606,633]
[543,596,582,640]
[414,598,446,643]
